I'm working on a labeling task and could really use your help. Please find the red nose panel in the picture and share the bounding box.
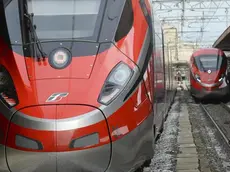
[6,105,56,172]
[56,105,111,172]
[25,56,96,80]
[6,105,111,172]
[199,71,219,84]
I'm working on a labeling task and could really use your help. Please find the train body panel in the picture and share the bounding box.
[151,13,167,135]
[190,48,230,100]
[0,0,176,171]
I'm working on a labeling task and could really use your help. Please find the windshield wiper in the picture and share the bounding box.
[198,59,206,71]
[24,13,47,60]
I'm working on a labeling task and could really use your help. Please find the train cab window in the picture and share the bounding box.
[114,0,133,42]
[194,54,226,72]
[3,0,12,7]
[22,0,106,42]
[2,0,22,44]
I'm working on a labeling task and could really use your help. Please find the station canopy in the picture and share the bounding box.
[213,26,230,51]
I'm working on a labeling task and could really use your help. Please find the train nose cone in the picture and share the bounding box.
[55,105,111,172]
[200,71,219,84]
[5,105,111,172]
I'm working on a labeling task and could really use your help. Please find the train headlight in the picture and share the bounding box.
[218,74,225,82]
[49,48,72,69]
[98,62,133,105]
[194,74,201,82]
[0,66,18,108]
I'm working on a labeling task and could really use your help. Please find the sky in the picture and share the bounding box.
[153,0,230,47]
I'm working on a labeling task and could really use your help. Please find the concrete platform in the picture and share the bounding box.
[176,104,199,172]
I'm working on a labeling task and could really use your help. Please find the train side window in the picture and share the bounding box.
[114,0,133,42]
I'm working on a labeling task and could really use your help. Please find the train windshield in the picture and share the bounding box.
[194,54,226,72]
[23,0,104,41]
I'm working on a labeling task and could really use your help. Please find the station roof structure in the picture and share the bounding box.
[213,26,230,51]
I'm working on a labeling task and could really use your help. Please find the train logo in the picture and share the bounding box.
[46,92,69,102]
[208,70,211,74]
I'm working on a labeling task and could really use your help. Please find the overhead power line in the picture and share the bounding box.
[153,0,230,61]
[156,7,230,11]
[152,0,229,45]
[152,0,230,3]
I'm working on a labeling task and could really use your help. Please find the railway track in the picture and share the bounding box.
[220,102,230,114]
[200,103,230,146]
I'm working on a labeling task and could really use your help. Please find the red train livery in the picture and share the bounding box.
[0,0,176,172]
[189,48,230,101]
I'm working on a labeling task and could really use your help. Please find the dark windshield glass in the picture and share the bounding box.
[24,0,105,41]
[194,54,226,72]
[2,0,22,44]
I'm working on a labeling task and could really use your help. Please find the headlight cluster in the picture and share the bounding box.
[218,73,225,82]
[49,48,72,69]
[98,62,133,105]
[0,65,18,108]
[194,74,201,82]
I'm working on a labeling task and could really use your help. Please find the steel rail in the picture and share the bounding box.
[200,104,230,145]
[220,102,230,113]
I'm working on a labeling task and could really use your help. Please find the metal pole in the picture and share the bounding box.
[181,0,185,38]
[175,27,178,61]
[167,42,171,90]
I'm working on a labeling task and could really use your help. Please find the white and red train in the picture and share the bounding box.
[0,0,176,171]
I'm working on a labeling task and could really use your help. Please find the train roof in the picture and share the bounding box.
[192,48,224,57]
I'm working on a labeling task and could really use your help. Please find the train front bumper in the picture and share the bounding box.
[1,105,111,172]
[191,85,230,99]
[1,100,154,172]
[3,143,111,172]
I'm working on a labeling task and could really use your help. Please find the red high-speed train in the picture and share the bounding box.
[189,48,230,101]
[0,0,176,172]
